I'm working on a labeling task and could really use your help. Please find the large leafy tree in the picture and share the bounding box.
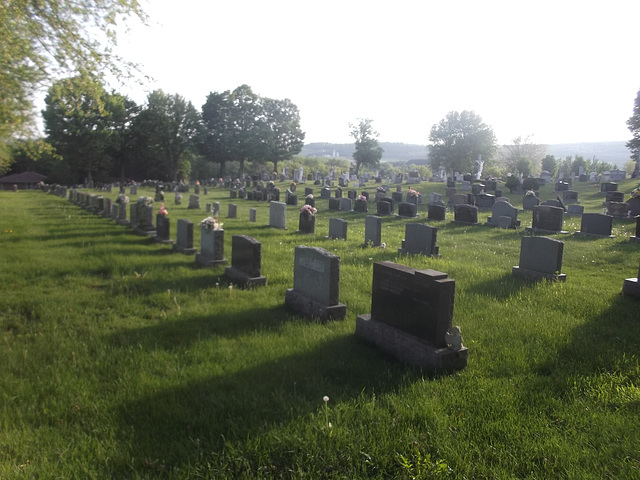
[428,110,496,176]
[201,90,234,177]
[261,97,305,175]
[626,88,640,177]
[42,76,126,184]
[132,90,201,182]
[349,118,383,176]
[0,0,145,141]
[499,135,547,177]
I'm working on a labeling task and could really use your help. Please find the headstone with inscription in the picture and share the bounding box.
[453,205,479,225]
[355,261,467,372]
[526,205,567,234]
[172,219,197,254]
[327,218,348,240]
[398,223,439,256]
[363,215,382,247]
[576,213,615,238]
[195,226,228,267]
[284,246,346,320]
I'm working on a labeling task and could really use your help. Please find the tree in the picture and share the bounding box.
[201,90,233,177]
[626,88,640,177]
[42,76,124,183]
[261,97,305,174]
[499,135,547,177]
[428,111,496,176]
[132,90,201,182]
[350,118,383,176]
[541,155,558,176]
[0,0,146,141]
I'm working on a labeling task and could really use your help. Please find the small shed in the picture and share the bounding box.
[0,171,47,190]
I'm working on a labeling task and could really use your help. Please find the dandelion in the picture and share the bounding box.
[323,395,331,430]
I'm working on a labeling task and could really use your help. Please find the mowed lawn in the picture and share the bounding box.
[0,180,639,479]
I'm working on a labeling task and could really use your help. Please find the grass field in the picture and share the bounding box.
[1,178,639,479]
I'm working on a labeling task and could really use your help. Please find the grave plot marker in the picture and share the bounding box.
[355,261,467,372]
[512,236,566,281]
[172,219,197,254]
[224,235,267,288]
[398,223,439,256]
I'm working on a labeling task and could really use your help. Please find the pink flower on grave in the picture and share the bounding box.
[300,204,317,218]
[358,194,367,201]
[407,188,419,198]
[158,203,168,216]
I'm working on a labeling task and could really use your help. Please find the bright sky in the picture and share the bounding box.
[115,0,640,146]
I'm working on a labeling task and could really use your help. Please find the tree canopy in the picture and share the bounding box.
[349,118,383,176]
[626,88,640,177]
[498,135,547,177]
[428,111,496,176]
[0,0,146,141]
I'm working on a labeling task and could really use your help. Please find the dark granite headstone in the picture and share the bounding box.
[562,190,579,203]
[328,197,341,210]
[606,191,624,203]
[399,223,439,256]
[354,198,368,213]
[376,199,393,216]
[486,201,520,228]
[600,182,618,193]
[527,205,566,233]
[297,212,315,234]
[474,193,495,209]
[391,191,403,203]
[512,236,566,281]
[224,235,267,287]
[453,204,479,224]
[364,215,382,247]
[577,213,614,237]
[284,246,346,320]
[155,214,173,244]
[327,218,348,240]
[397,202,418,217]
[355,261,467,372]
[522,194,540,210]
[428,204,446,221]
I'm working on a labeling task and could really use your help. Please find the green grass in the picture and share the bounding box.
[1,179,639,479]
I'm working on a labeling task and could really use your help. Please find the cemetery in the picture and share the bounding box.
[0,177,639,479]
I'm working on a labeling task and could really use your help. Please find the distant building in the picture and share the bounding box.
[0,171,47,190]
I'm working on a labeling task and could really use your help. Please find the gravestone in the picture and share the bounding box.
[567,204,584,215]
[471,183,484,195]
[154,214,174,244]
[340,197,352,211]
[103,198,112,218]
[249,208,257,222]
[355,261,467,372]
[632,216,640,243]
[227,203,237,218]
[286,193,298,206]
[474,193,495,209]
[320,186,331,198]
[562,190,579,204]
[223,235,267,288]
[452,194,468,205]
[188,194,200,209]
[205,203,211,213]
[512,236,566,281]
[626,197,640,217]
[133,203,156,236]
[453,205,479,225]
[269,201,287,229]
[254,191,264,201]
[327,218,348,240]
[527,205,567,234]
[428,204,446,221]
[577,213,615,237]
[335,187,342,198]
[429,192,443,205]
[172,219,197,254]
[363,215,382,247]
[376,198,393,215]
[347,189,357,200]
[555,181,569,192]
[397,202,418,218]
[212,202,220,215]
[305,187,313,196]
[486,201,520,228]
[297,210,315,234]
[605,191,625,203]
[391,191,403,203]
[328,197,341,210]
[622,259,640,297]
[600,182,618,193]
[606,201,630,218]
[354,198,368,213]
[195,227,228,267]
[230,189,237,199]
[305,196,315,207]
[284,246,347,321]
[398,223,439,256]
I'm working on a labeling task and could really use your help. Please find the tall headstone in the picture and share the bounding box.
[172,219,197,254]
[223,235,267,287]
[398,223,439,256]
[188,194,200,210]
[249,208,257,222]
[512,236,566,281]
[269,201,287,229]
[427,204,446,221]
[363,215,382,247]
[327,218,348,240]
[195,226,228,267]
[154,214,174,244]
[355,261,467,372]
[227,203,237,218]
[284,246,347,320]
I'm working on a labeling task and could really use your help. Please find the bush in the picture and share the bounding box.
[504,175,521,192]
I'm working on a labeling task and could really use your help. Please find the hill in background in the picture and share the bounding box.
[301,141,631,168]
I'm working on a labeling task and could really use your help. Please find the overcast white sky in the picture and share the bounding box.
[115,0,640,146]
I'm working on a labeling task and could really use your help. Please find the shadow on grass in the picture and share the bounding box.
[111,333,425,474]
[464,272,533,300]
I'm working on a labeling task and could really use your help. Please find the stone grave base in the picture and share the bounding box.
[525,227,569,235]
[622,278,640,297]
[355,314,468,373]
[195,253,228,267]
[172,244,196,255]
[284,289,346,321]
[224,266,267,288]
[154,236,175,245]
[397,247,440,257]
[132,226,156,237]
[574,231,615,239]
[451,220,480,226]
[512,266,566,282]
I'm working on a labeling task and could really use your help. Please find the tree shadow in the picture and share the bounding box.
[110,334,425,474]
[464,272,533,300]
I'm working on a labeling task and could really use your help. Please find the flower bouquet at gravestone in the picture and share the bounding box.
[376,186,385,193]
[300,204,317,219]
[525,190,536,197]
[358,194,368,202]
[407,188,419,201]
[158,203,168,216]
[629,186,640,199]
[199,216,223,231]
[115,194,129,205]
[137,196,154,207]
